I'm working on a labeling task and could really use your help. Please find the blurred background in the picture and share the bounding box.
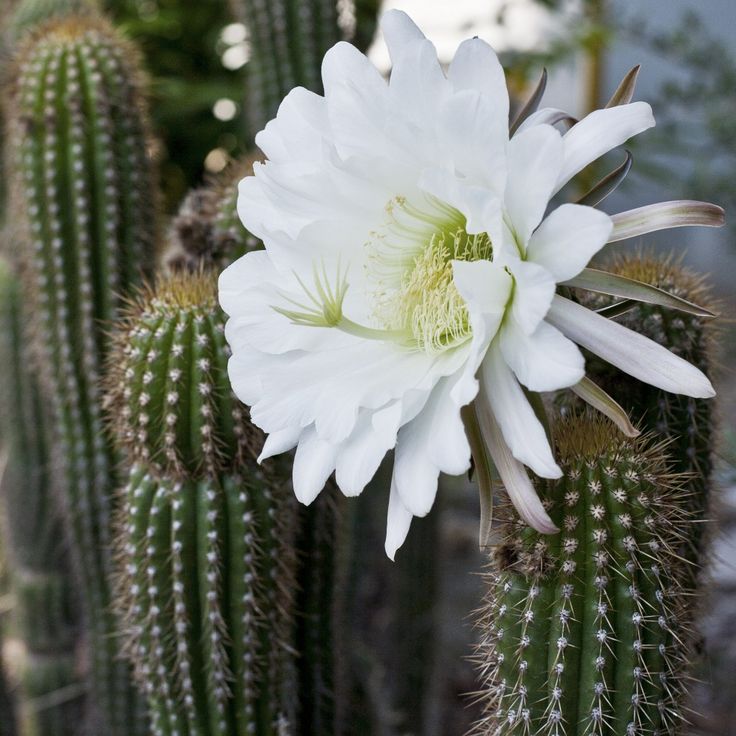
[3,0,734,733]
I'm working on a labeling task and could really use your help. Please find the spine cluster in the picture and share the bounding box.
[476,416,694,736]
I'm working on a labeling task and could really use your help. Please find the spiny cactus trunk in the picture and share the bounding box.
[228,0,343,137]
[476,415,694,736]
[6,15,158,734]
[0,256,84,736]
[107,271,307,735]
[577,255,716,601]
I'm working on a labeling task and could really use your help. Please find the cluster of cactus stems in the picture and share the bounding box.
[476,416,696,736]
[4,9,157,733]
[0,255,83,736]
[0,1,721,735]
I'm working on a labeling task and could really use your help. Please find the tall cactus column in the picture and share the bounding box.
[107,271,301,736]
[476,415,695,736]
[578,254,716,601]
[0,256,83,736]
[5,15,158,734]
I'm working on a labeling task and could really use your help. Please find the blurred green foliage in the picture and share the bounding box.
[104,0,245,210]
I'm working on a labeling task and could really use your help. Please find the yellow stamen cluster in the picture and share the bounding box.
[369,197,493,354]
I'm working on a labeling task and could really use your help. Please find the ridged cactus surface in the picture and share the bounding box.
[107,271,252,478]
[579,255,716,594]
[228,0,343,136]
[0,255,83,736]
[6,14,158,734]
[6,0,98,42]
[167,157,260,272]
[108,271,302,735]
[115,467,297,736]
[476,416,693,736]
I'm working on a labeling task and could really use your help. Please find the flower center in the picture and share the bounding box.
[367,196,493,354]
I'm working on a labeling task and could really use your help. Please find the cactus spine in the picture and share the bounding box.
[6,14,158,734]
[476,415,694,736]
[0,255,83,736]
[108,271,301,735]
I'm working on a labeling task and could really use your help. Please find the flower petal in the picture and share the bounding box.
[292,426,338,504]
[547,295,716,398]
[507,259,556,335]
[393,375,471,517]
[555,102,655,193]
[438,89,507,193]
[385,477,414,561]
[481,344,561,478]
[515,107,576,134]
[448,37,508,118]
[258,426,302,462]
[526,203,613,282]
[500,320,585,392]
[475,394,558,533]
[504,124,563,247]
[571,377,639,438]
[381,9,426,60]
[608,200,725,242]
[334,402,402,497]
[452,258,513,317]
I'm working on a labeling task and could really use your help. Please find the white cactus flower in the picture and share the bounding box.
[220,10,722,559]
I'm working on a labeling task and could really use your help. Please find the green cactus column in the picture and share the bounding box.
[476,414,694,736]
[578,255,716,597]
[228,0,345,137]
[107,271,301,736]
[6,14,158,734]
[0,256,84,736]
[166,156,261,271]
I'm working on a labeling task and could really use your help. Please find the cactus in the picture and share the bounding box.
[166,157,261,272]
[228,0,344,137]
[107,270,303,735]
[476,414,694,736]
[5,0,98,42]
[0,254,84,736]
[5,13,158,734]
[576,254,716,595]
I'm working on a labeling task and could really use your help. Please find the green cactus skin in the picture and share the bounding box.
[108,271,304,735]
[577,255,716,598]
[166,157,261,272]
[6,0,99,43]
[114,466,298,736]
[6,15,158,734]
[293,490,341,735]
[0,256,84,736]
[475,415,693,736]
[107,271,253,478]
[0,653,17,736]
[228,0,344,137]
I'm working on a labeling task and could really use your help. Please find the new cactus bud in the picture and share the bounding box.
[166,157,261,272]
[476,415,694,736]
[6,14,158,734]
[107,270,253,478]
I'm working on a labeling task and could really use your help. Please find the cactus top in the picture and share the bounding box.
[107,270,256,478]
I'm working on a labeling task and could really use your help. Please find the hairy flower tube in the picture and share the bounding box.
[220,10,723,559]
